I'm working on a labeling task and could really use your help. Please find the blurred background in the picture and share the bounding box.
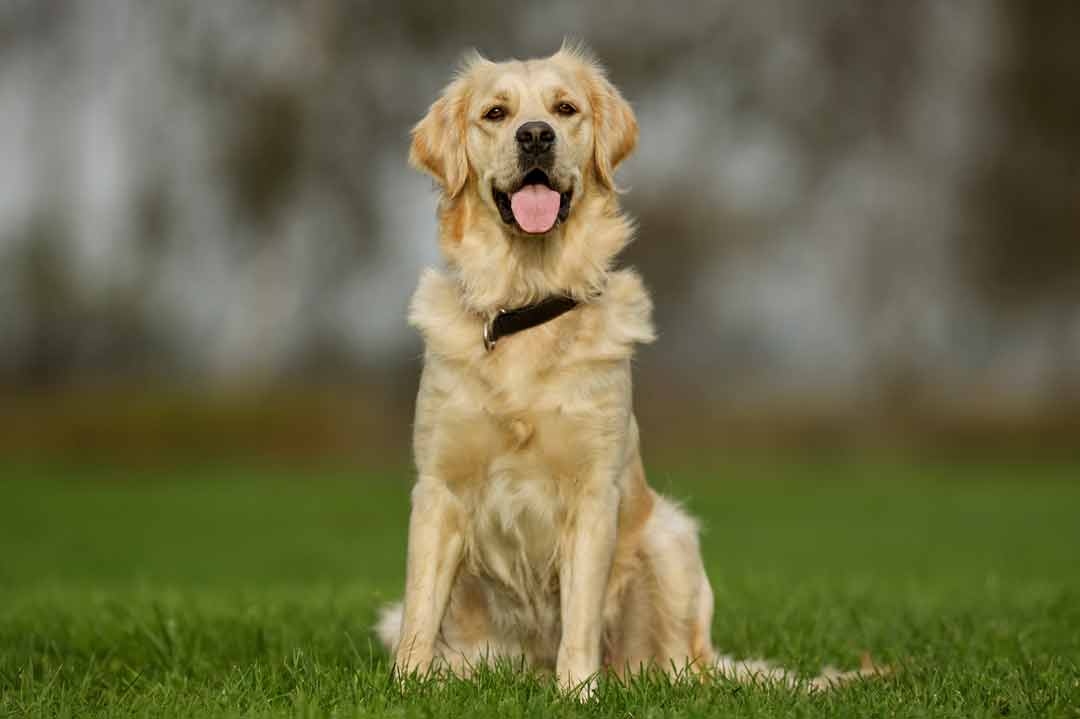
[2,0,1078,463]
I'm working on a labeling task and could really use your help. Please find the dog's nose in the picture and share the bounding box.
[515,121,556,156]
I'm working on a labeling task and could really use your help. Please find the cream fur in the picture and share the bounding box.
[381,45,883,697]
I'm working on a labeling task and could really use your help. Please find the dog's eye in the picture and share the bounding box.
[556,102,577,116]
[483,106,506,121]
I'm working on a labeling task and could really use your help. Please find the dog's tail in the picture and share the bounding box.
[710,651,887,691]
[375,601,403,655]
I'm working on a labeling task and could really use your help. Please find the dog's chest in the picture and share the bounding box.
[446,402,588,558]
[436,389,596,622]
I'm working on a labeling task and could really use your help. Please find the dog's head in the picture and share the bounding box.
[410,44,637,237]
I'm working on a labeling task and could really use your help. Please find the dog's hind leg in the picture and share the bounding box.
[604,495,716,675]
[379,575,528,677]
[433,574,529,676]
[623,495,886,689]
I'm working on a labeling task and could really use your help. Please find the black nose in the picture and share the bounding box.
[515,121,556,155]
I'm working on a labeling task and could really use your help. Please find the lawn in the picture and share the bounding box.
[1,456,1078,717]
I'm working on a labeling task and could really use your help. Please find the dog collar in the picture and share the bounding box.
[483,295,579,352]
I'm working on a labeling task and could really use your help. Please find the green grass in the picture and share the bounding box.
[1,456,1079,717]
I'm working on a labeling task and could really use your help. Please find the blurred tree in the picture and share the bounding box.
[13,215,79,387]
[968,0,1080,402]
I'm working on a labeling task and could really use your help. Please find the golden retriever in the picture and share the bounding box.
[377,44,879,696]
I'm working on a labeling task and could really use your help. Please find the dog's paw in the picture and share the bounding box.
[556,656,599,701]
[392,647,439,688]
[558,671,597,701]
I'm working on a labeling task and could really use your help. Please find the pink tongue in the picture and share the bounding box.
[510,184,561,234]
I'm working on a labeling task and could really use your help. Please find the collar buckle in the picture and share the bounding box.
[482,309,506,352]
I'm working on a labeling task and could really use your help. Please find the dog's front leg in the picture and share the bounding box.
[557,476,619,696]
[395,477,464,677]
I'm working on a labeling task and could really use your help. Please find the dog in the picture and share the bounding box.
[377,43,881,696]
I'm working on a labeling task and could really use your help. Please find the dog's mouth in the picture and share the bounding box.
[493,169,572,235]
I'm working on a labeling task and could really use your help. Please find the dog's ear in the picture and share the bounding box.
[583,59,638,191]
[410,76,471,199]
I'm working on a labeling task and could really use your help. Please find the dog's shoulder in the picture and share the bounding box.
[597,268,656,347]
[408,268,481,362]
[569,269,656,361]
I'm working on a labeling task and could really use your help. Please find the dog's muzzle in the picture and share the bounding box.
[493,168,572,233]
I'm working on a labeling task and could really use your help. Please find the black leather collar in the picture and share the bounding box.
[483,295,579,351]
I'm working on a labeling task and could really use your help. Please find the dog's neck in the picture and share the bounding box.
[438,189,632,317]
